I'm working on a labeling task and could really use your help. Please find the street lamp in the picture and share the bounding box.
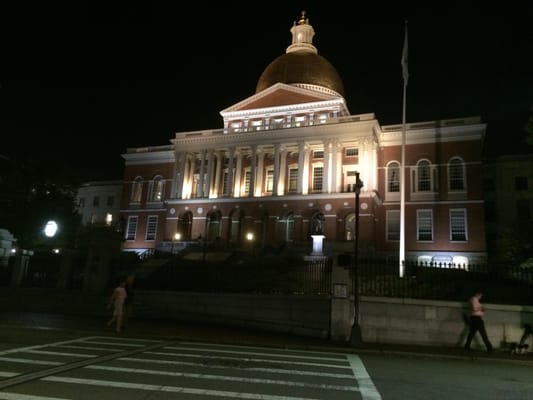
[171,232,181,255]
[246,231,254,247]
[43,220,58,238]
[351,172,364,346]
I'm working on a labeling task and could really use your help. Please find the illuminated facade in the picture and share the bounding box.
[120,14,487,265]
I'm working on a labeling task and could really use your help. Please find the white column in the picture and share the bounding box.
[233,150,242,198]
[272,143,280,196]
[206,149,214,198]
[297,141,305,194]
[302,147,311,195]
[255,149,265,197]
[181,154,190,199]
[249,145,257,197]
[332,140,342,193]
[213,151,222,198]
[226,147,235,197]
[198,150,206,198]
[175,151,185,198]
[277,147,287,196]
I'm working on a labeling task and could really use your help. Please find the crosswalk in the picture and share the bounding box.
[0,336,381,400]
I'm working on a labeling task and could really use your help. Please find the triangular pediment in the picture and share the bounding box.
[221,83,342,114]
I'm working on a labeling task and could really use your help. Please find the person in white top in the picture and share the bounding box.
[106,279,128,333]
[464,291,493,352]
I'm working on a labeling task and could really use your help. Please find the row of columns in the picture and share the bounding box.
[174,139,372,200]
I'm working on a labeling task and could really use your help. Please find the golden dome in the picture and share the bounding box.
[255,51,344,96]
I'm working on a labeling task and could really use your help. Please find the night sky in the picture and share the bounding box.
[1,2,531,182]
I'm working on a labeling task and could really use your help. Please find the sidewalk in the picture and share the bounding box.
[2,311,532,366]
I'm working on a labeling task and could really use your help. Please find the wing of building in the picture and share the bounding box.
[120,13,487,266]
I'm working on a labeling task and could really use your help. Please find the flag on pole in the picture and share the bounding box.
[401,21,409,85]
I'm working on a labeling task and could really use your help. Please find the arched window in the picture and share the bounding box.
[131,176,143,202]
[387,162,400,193]
[149,175,164,202]
[416,160,432,192]
[206,210,222,241]
[448,157,466,191]
[178,211,193,241]
[229,209,243,243]
[282,212,295,242]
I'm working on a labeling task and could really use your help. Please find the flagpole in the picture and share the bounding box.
[399,20,408,278]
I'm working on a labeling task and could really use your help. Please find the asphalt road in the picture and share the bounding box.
[0,312,532,399]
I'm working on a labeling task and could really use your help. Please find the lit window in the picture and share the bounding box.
[243,170,251,196]
[251,120,263,131]
[150,176,164,202]
[265,169,274,193]
[105,213,113,226]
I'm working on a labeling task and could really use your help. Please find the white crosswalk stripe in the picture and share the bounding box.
[0,336,382,399]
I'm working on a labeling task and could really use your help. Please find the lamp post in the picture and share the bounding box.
[351,172,364,346]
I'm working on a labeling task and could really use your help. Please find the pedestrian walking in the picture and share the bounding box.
[122,274,135,329]
[106,278,128,333]
[464,291,493,352]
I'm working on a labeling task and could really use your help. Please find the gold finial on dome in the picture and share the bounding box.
[298,10,307,25]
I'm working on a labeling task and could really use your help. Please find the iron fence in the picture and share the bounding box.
[2,250,532,305]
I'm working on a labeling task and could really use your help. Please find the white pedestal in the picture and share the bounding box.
[310,234,325,256]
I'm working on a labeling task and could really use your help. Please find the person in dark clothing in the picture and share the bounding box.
[122,274,135,329]
[464,291,493,352]
[515,323,532,353]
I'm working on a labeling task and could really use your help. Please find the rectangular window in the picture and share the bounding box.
[107,196,114,206]
[145,216,158,241]
[93,196,100,206]
[266,170,274,193]
[79,198,85,208]
[417,209,433,241]
[222,170,229,196]
[312,166,323,192]
[288,168,298,193]
[345,148,358,157]
[243,170,251,195]
[450,209,467,241]
[313,150,324,159]
[386,210,400,241]
[125,216,138,241]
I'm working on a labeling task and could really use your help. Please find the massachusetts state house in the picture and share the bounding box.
[120,13,487,266]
